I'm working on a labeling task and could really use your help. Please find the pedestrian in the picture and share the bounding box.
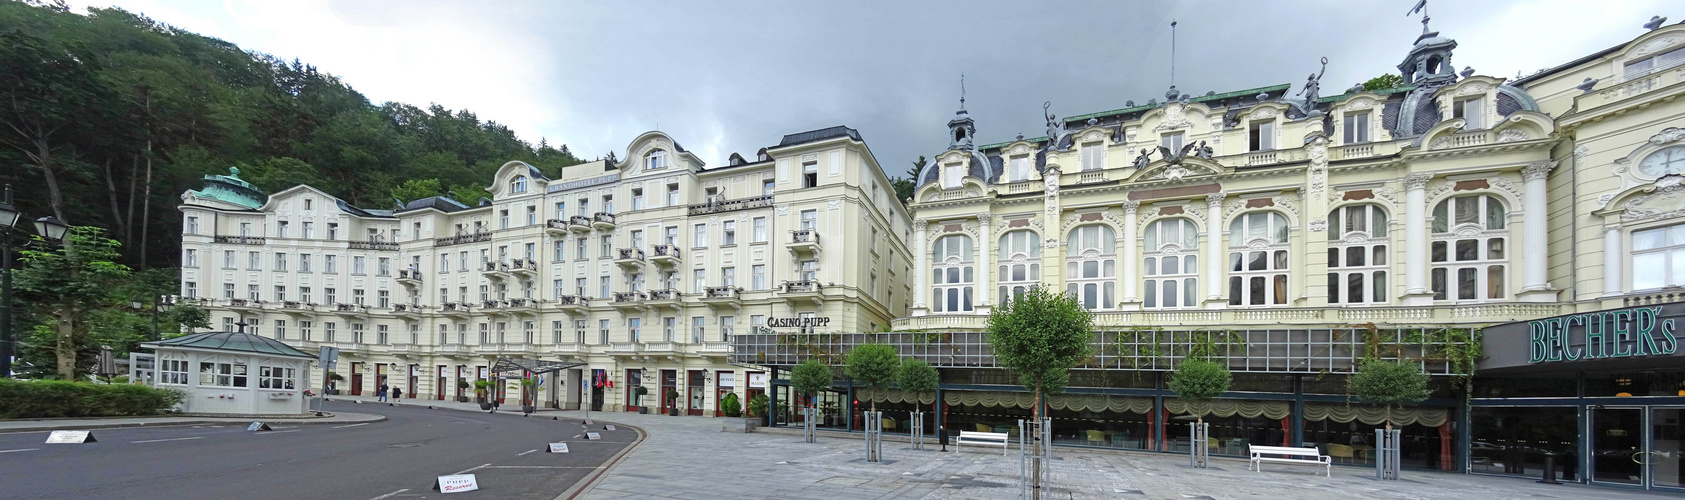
[392,386,403,400]
[378,382,389,402]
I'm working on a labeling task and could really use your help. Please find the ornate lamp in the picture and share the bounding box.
[0,185,19,230]
[34,216,67,241]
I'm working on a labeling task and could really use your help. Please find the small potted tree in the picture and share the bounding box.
[327,372,345,395]
[519,379,537,414]
[666,389,682,416]
[721,392,758,432]
[456,380,471,402]
[748,394,769,426]
[474,380,494,410]
[1168,357,1231,468]
[632,386,648,413]
[1350,358,1430,480]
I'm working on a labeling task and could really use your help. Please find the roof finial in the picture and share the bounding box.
[959,73,966,110]
[1170,21,1178,88]
[1407,0,1430,34]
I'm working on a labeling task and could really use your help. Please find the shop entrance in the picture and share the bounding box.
[1591,406,1685,492]
[349,362,363,395]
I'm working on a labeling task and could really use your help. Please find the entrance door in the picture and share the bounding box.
[350,362,363,396]
[660,369,677,413]
[407,364,418,399]
[1650,407,1685,492]
[1592,407,1645,486]
[436,365,446,400]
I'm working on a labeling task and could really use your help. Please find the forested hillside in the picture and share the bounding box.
[0,1,587,270]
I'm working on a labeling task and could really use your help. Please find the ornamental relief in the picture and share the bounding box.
[1631,36,1683,58]
[1621,176,1685,222]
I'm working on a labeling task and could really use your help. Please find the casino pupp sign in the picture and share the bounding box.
[1526,305,1680,363]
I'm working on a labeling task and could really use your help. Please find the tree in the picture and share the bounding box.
[897,358,939,417]
[790,359,833,408]
[844,343,899,412]
[1349,359,1431,430]
[389,178,445,205]
[1362,74,1405,92]
[987,287,1093,420]
[15,226,134,379]
[890,156,925,207]
[0,29,120,225]
[1167,359,1232,424]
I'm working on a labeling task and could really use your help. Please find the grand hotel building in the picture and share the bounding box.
[176,126,912,417]
[727,19,1685,492]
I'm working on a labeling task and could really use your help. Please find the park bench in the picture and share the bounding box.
[1249,445,1331,476]
[954,430,1010,455]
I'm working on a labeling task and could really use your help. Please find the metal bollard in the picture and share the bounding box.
[1537,452,1561,485]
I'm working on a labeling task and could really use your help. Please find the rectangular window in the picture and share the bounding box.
[1009,155,1030,181]
[248,284,260,301]
[198,360,247,388]
[552,321,564,344]
[752,217,767,243]
[631,188,645,210]
[500,209,509,229]
[326,223,338,240]
[943,163,962,189]
[574,320,586,344]
[249,251,261,270]
[628,318,641,343]
[663,317,675,342]
[377,257,390,276]
[376,324,388,344]
[300,321,313,341]
[799,210,816,231]
[185,249,199,267]
[240,222,251,237]
[1342,113,1370,144]
[273,319,287,339]
[377,290,389,308]
[185,281,197,298]
[802,162,819,188]
[1456,97,1485,129]
[1249,121,1274,151]
[762,179,775,196]
[353,289,365,305]
[722,221,736,245]
[631,229,645,250]
[602,194,612,213]
[325,255,337,273]
[301,287,312,303]
[223,250,235,269]
[225,283,235,299]
[720,316,735,341]
[277,221,288,238]
[186,216,199,235]
[752,265,766,290]
[324,322,337,342]
[600,236,612,257]
[325,287,337,304]
[600,276,611,299]
[693,269,706,294]
[554,240,565,261]
[693,224,707,247]
[1161,131,1184,152]
[722,267,736,287]
[1080,143,1103,171]
[274,285,286,302]
[303,221,314,239]
[352,256,366,275]
[598,319,610,345]
[667,184,679,206]
[691,317,705,344]
[526,205,537,225]
[299,253,311,273]
[274,252,287,272]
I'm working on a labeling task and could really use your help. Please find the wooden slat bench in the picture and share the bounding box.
[1249,445,1331,476]
[955,430,1010,455]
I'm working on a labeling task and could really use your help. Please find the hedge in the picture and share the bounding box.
[0,379,185,419]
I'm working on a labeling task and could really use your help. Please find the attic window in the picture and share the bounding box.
[1624,47,1685,80]
[645,150,668,170]
[943,163,963,189]
[510,175,528,194]
[1454,96,1485,129]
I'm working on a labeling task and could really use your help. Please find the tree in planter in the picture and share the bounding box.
[1349,359,1431,431]
[328,372,346,395]
[844,343,899,412]
[790,359,833,421]
[721,392,742,418]
[473,380,491,403]
[665,389,682,415]
[898,358,939,445]
[747,393,769,418]
[456,379,471,401]
[632,385,648,409]
[1167,357,1232,467]
[519,379,536,412]
[987,287,1092,498]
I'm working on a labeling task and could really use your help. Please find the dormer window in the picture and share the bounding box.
[1248,121,1274,151]
[645,150,668,170]
[1162,132,1185,152]
[943,163,963,189]
[1079,143,1103,172]
[1624,47,1684,80]
[1342,112,1370,144]
[510,175,528,194]
[1009,156,1030,182]
[1454,96,1485,129]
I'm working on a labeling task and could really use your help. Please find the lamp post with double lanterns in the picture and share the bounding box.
[0,184,70,378]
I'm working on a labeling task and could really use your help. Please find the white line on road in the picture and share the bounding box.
[517,449,538,456]
[333,423,370,429]
[453,463,491,475]
[367,488,409,500]
[483,465,605,469]
[258,429,301,434]
[132,437,203,443]
[0,448,39,453]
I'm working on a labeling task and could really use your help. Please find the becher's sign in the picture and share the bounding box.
[766,317,830,329]
[1527,305,1679,363]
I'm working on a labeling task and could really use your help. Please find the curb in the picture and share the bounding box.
[555,420,646,500]
[0,413,387,433]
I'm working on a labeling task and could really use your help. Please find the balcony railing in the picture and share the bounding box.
[509,258,537,273]
[646,289,677,301]
[790,230,820,245]
[397,269,422,281]
[392,303,419,314]
[281,301,311,311]
[434,232,491,247]
[616,248,645,261]
[506,298,534,309]
[612,291,645,303]
[334,303,369,314]
[592,212,616,226]
[228,298,261,309]
[569,215,593,229]
[349,240,398,251]
[705,286,741,299]
[652,244,681,260]
[214,235,266,245]
[1245,151,1278,166]
[441,302,470,313]
[481,300,503,309]
[556,295,589,307]
[687,194,774,216]
[546,219,570,231]
[783,280,822,293]
[1332,143,1375,160]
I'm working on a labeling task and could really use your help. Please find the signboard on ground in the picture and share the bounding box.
[45,430,95,444]
[605,425,616,431]
[433,474,479,493]
[548,442,569,453]
[586,431,601,440]
[247,422,272,432]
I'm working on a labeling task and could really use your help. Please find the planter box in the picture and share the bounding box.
[722,417,760,433]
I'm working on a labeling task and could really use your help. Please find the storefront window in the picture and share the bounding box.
[1470,406,1577,479]
[1302,403,1454,470]
[1584,371,1685,397]
[1471,375,1578,398]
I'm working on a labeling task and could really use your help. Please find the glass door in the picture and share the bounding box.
[1591,407,1645,485]
[1653,407,1684,491]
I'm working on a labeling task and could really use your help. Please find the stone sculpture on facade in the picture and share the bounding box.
[1043,101,1066,149]
[1195,140,1214,160]
[1294,57,1329,116]
[1133,148,1153,168]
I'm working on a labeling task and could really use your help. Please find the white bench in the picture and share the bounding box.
[1249,445,1331,476]
[954,431,1010,455]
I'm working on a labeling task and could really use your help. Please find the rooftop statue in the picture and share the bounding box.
[1294,57,1329,116]
[1043,101,1066,149]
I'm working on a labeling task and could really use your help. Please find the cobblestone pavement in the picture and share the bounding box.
[563,411,1668,500]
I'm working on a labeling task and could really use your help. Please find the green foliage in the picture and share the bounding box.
[1349,359,1431,426]
[473,380,491,393]
[15,226,134,379]
[390,178,445,205]
[665,388,680,401]
[747,394,769,417]
[897,358,938,395]
[890,156,923,207]
[0,379,184,418]
[329,372,346,381]
[633,385,648,396]
[1362,74,1405,91]
[790,359,833,404]
[844,343,899,410]
[721,392,742,418]
[986,287,1093,415]
[456,379,470,389]
[1168,359,1232,403]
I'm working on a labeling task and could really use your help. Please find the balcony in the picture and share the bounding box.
[787,229,821,256]
[508,258,538,278]
[332,303,370,317]
[396,269,423,287]
[280,301,314,315]
[333,342,370,356]
[611,291,646,309]
[781,280,824,305]
[545,219,571,236]
[889,304,1570,331]
[481,261,510,279]
[227,298,263,312]
[614,248,646,268]
[440,301,471,317]
[699,341,732,361]
[606,342,640,357]
[434,232,491,248]
[550,343,587,359]
[388,343,424,358]
[505,298,538,315]
[568,215,594,233]
[556,295,590,314]
[645,289,680,308]
[391,303,422,317]
[650,244,682,266]
[1576,64,1684,115]
[702,286,742,309]
[487,343,538,356]
[435,344,471,358]
[687,194,773,216]
[641,341,679,358]
[349,240,398,251]
[213,235,266,245]
[591,212,616,230]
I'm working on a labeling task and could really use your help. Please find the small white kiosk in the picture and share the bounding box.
[139,328,315,415]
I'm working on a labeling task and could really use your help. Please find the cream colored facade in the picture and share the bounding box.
[896,21,1685,331]
[178,126,911,414]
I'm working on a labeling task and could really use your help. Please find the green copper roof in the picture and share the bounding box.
[1061,84,1293,124]
[189,167,266,209]
[148,331,314,358]
[1317,85,1418,103]
[978,136,1048,151]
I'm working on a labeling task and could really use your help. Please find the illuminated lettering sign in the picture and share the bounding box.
[1527,306,1679,363]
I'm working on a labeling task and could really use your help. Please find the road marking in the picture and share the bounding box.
[258,429,301,434]
[367,488,409,500]
[483,465,605,469]
[453,463,491,475]
[271,426,296,429]
[333,423,370,429]
[0,448,39,453]
[517,449,538,456]
[132,437,203,443]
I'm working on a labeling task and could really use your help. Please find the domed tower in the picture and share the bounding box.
[1398,15,1459,87]
[948,100,977,151]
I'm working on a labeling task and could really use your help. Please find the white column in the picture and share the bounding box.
[976,214,993,309]
[1604,226,1623,297]
[1121,201,1140,303]
[1520,160,1558,297]
[1403,173,1432,301]
[1205,193,1225,303]
[913,218,929,315]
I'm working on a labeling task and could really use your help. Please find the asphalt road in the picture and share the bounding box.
[0,401,638,500]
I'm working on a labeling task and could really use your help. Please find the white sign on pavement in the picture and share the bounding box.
[586,431,601,440]
[605,425,615,431]
[44,430,95,444]
[434,474,479,493]
[548,442,569,453]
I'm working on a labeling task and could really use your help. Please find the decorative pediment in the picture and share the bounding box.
[1130,159,1223,182]
[1600,175,1685,223]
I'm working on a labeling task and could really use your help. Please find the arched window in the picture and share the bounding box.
[1431,195,1507,301]
[1065,225,1116,310]
[1144,218,1199,309]
[645,149,668,170]
[996,230,1041,302]
[1227,212,1290,306]
[932,235,974,313]
[1327,204,1389,304]
[510,175,528,194]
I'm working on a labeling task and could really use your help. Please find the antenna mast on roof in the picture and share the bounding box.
[1170,21,1178,87]
[959,73,966,110]
[1407,0,1429,34]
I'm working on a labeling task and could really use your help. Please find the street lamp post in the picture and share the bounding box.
[0,184,68,378]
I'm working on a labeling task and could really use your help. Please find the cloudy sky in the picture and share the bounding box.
[74,0,1679,175]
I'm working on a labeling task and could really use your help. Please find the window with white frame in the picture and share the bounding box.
[301,321,313,341]
[799,210,816,231]
[259,366,296,389]
[554,240,565,261]
[223,250,235,269]
[645,149,667,170]
[1327,204,1389,304]
[723,221,736,245]
[552,321,564,344]
[275,252,287,272]
[1227,211,1290,306]
[574,320,586,344]
[752,264,766,290]
[1431,194,1507,301]
[185,216,199,234]
[628,318,641,342]
[931,234,974,313]
[1342,112,1370,144]
[299,253,311,273]
[198,357,247,387]
[666,184,679,206]
[720,316,735,341]
[324,322,336,342]
[798,260,818,282]
[1080,142,1103,171]
[523,321,534,344]
[693,269,706,293]
[1065,225,1117,310]
[943,162,963,189]
[511,175,528,194]
[996,230,1041,303]
[802,162,818,188]
[1145,217,1199,308]
[1162,132,1184,152]
[185,249,198,267]
[526,205,537,225]
[1454,96,1485,129]
[631,188,645,210]
[722,267,736,287]
[1248,121,1275,151]
[1633,224,1685,290]
[1624,46,1685,79]
[376,324,389,344]
[1009,156,1030,182]
[159,356,189,385]
[693,224,707,247]
[598,319,609,344]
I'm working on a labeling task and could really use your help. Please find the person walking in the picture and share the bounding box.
[392,386,403,400]
[378,382,389,402]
